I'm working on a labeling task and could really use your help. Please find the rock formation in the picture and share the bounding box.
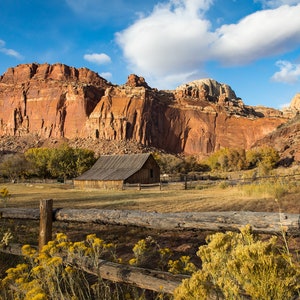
[290,93,300,111]
[253,114,300,164]
[0,63,293,158]
[0,63,110,139]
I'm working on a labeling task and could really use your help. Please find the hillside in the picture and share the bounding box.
[253,114,300,163]
[0,63,299,160]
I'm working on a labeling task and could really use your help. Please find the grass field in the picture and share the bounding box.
[1,180,299,213]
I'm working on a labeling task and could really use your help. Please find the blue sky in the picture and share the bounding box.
[1,0,300,109]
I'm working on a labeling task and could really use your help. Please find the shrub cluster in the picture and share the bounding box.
[0,233,187,300]
[1,227,299,299]
[154,146,280,176]
[174,225,300,300]
[0,233,122,300]
[128,236,196,275]
[153,153,208,175]
[205,146,280,173]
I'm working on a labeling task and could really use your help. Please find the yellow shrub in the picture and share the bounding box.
[0,233,118,300]
[174,225,300,300]
[168,256,197,275]
[130,236,173,271]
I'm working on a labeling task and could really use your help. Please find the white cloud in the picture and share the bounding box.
[116,0,214,88]
[271,60,300,83]
[255,0,300,9]
[116,1,300,89]
[83,53,111,65]
[0,39,23,59]
[100,72,112,80]
[212,4,300,65]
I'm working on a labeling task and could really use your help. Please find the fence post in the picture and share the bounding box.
[39,199,53,252]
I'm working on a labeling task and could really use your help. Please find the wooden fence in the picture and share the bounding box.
[0,199,299,295]
[122,182,163,190]
[122,172,300,190]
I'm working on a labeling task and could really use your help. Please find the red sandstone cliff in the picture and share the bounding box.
[0,63,109,138]
[0,63,291,157]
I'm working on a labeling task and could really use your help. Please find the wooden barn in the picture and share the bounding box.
[74,153,160,190]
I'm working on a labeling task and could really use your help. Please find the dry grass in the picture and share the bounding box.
[1,181,299,213]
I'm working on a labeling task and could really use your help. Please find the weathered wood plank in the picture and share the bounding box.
[0,208,40,219]
[55,209,300,235]
[0,243,31,256]
[67,256,187,294]
[0,243,187,294]
[1,207,299,235]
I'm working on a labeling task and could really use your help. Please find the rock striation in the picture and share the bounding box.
[0,63,293,158]
[0,63,109,139]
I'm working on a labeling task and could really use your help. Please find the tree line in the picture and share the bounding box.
[154,145,280,175]
[0,145,280,182]
[0,145,96,182]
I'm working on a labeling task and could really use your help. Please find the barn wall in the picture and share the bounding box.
[74,180,123,190]
[74,154,161,189]
[126,156,160,184]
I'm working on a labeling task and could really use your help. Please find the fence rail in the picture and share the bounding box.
[122,182,164,190]
[0,242,187,294]
[1,205,299,236]
[121,172,300,190]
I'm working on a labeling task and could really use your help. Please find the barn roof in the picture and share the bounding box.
[75,153,153,181]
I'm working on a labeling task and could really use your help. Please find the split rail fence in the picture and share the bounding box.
[0,199,299,295]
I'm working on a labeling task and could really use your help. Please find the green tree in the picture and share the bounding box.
[153,153,183,174]
[177,155,207,174]
[227,148,247,171]
[205,148,246,172]
[48,145,77,180]
[74,148,96,175]
[48,145,96,180]
[0,154,32,182]
[259,146,280,169]
[25,145,96,180]
[246,146,279,174]
[246,148,261,169]
[25,148,52,178]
